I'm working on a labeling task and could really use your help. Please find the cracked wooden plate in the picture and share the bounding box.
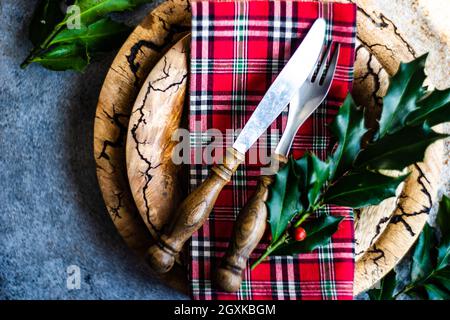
[94,0,445,296]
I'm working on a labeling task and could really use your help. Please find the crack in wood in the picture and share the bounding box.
[389,164,432,236]
[378,13,417,58]
[98,106,129,161]
[130,60,187,234]
[126,16,189,88]
[108,192,124,220]
[351,1,417,58]
[370,216,391,246]
[368,244,386,267]
[355,42,384,108]
[131,81,160,233]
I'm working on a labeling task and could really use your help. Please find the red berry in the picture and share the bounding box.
[294,227,307,241]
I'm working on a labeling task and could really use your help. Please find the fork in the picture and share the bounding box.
[216,43,340,293]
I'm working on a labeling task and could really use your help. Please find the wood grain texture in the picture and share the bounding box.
[94,0,446,296]
[146,147,245,274]
[126,35,189,239]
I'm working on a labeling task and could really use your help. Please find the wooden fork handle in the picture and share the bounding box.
[146,147,245,274]
[216,154,287,292]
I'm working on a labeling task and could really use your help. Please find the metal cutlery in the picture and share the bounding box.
[216,43,340,292]
[146,18,328,274]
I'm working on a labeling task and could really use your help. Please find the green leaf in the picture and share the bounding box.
[367,269,397,300]
[50,18,131,51]
[323,170,407,208]
[64,0,150,26]
[294,153,330,210]
[423,283,450,300]
[270,215,343,255]
[30,43,89,71]
[23,0,151,70]
[411,223,437,282]
[329,94,366,179]
[402,200,450,300]
[407,267,450,300]
[29,0,65,46]
[268,160,302,243]
[406,88,450,127]
[437,241,450,271]
[378,54,427,138]
[355,124,448,171]
[436,196,450,269]
[432,267,450,291]
[405,286,428,300]
[437,195,450,247]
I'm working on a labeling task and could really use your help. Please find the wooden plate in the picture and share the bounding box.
[94,0,445,296]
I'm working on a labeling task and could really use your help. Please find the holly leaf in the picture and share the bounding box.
[270,215,343,255]
[407,88,450,127]
[365,196,450,300]
[294,153,330,210]
[329,94,366,179]
[323,170,407,208]
[355,123,448,171]
[65,0,150,26]
[256,54,450,275]
[29,43,90,71]
[268,159,302,243]
[29,0,65,46]
[423,283,450,300]
[378,54,427,138]
[367,269,397,300]
[437,195,450,247]
[432,267,450,291]
[436,196,450,271]
[50,18,131,52]
[405,198,450,299]
[411,223,437,282]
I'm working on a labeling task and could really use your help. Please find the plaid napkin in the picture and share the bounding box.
[188,0,356,300]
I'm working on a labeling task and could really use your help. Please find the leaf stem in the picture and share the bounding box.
[251,208,321,270]
[21,22,66,68]
[251,233,289,270]
[294,212,311,228]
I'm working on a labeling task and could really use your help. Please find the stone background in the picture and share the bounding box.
[0,0,188,299]
[0,0,448,299]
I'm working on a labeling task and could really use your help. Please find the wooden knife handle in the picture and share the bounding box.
[216,154,287,292]
[146,147,245,274]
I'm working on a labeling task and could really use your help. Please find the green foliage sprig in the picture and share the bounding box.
[252,54,450,269]
[22,0,152,71]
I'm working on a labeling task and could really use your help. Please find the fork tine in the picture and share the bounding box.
[315,44,333,82]
[321,43,340,87]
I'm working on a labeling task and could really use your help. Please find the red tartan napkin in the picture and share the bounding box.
[188,0,356,300]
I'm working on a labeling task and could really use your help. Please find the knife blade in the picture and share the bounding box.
[146,18,328,274]
[233,18,327,154]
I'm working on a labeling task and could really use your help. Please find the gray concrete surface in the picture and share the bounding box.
[0,0,187,300]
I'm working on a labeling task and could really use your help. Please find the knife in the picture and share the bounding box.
[146,18,327,274]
